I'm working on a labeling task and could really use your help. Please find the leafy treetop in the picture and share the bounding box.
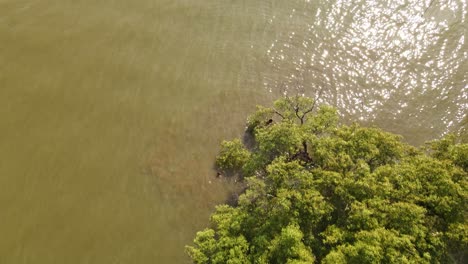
[188,96,467,264]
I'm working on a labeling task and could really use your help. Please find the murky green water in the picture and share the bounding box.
[0,0,466,263]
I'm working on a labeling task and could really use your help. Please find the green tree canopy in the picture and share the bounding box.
[187,96,467,264]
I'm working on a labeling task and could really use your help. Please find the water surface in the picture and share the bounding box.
[0,0,466,263]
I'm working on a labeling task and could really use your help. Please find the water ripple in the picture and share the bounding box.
[263,0,467,142]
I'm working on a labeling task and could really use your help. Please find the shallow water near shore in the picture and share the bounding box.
[0,0,466,263]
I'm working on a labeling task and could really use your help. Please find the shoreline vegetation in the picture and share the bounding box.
[187,96,467,263]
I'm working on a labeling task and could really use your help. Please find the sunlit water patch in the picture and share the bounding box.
[263,0,467,144]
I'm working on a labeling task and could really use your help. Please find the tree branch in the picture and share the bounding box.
[300,107,314,122]
[294,104,302,124]
[300,86,325,122]
[273,109,285,119]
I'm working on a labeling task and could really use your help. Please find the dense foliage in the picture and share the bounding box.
[187,97,467,264]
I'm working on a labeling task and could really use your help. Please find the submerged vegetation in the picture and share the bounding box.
[187,96,467,264]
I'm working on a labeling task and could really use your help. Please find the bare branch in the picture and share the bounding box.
[301,107,314,120]
[294,101,302,123]
[273,109,285,119]
[310,86,325,113]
